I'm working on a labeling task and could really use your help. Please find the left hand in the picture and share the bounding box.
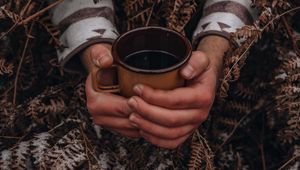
[127,36,229,149]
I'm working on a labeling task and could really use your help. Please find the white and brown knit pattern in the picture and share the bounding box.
[51,0,257,66]
[50,0,118,66]
[193,0,257,45]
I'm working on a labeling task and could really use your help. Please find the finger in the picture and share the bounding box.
[85,74,98,99]
[106,127,141,138]
[93,116,138,130]
[180,51,209,80]
[86,75,132,117]
[88,44,113,68]
[140,130,191,149]
[133,84,214,109]
[128,97,208,127]
[129,113,197,140]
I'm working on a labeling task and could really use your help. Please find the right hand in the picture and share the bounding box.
[81,44,140,138]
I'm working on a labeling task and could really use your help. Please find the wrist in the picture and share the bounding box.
[196,35,229,75]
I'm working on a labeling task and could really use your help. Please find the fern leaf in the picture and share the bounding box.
[0,58,13,76]
[31,132,53,166]
[188,131,214,170]
[42,129,87,169]
[11,141,31,169]
[49,142,86,170]
[0,150,12,170]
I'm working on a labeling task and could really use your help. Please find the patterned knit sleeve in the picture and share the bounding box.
[50,0,118,67]
[193,0,257,46]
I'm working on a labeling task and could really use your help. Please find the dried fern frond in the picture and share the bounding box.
[188,130,214,170]
[42,129,87,170]
[25,85,69,125]
[165,0,197,33]
[0,150,12,169]
[0,57,13,76]
[273,46,300,145]
[234,83,259,100]
[31,132,53,166]
[11,141,30,169]
[123,0,197,33]
[1,7,21,23]
[0,100,18,134]
[39,16,65,51]
[219,4,299,100]
[225,101,252,114]
[38,97,66,114]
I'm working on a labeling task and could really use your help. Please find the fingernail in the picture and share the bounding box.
[182,64,194,79]
[133,84,143,96]
[128,97,138,108]
[129,114,139,125]
[131,122,139,128]
[98,54,111,67]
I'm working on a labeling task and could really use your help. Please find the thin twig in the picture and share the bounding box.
[20,0,32,18]
[0,136,22,139]
[260,144,266,170]
[13,24,33,105]
[47,121,65,133]
[9,133,28,150]
[18,0,64,25]
[278,155,300,170]
[0,22,18,40]
[145,3,155,27]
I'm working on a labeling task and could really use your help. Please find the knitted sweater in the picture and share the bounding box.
[50,0,256,67]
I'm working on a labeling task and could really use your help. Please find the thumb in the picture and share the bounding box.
[88,44,113,68]
[180,51,210,80]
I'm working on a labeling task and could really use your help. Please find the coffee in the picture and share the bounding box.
[124,50,179,70]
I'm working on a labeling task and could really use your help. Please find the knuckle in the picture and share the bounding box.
[199,92,214,106]
[199,55,209,66]
[90,46,108,59]
[167,116,179,127]
[193,52,209,66]
[142,89,162,103]
[193,51,205,57]
[90,46,100,57]
[116,103,130,114]
[171,97,187,107]
[141,92,154,102]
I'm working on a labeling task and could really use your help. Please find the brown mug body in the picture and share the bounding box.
[92,26,192,98]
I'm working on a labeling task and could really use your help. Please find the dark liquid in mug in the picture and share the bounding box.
[124,50,180,70]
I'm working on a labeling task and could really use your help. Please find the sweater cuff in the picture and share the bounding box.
[192,0,256,48]
[57,17,118,67]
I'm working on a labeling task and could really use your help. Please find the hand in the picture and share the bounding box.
[127,36,229,148]
[81,44,140,138]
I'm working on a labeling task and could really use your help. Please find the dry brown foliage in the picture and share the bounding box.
[0,0,300,169]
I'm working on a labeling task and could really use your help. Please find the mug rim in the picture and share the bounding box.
[112,26,192,74]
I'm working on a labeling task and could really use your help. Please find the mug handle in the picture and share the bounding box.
[91,65,120,93]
